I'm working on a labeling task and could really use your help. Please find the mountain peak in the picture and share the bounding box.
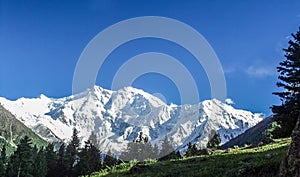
[38,94,49,100]
[0,86,263,154]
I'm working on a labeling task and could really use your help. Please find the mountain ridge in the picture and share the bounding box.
[0,104,48,154]
[0,85,263,155]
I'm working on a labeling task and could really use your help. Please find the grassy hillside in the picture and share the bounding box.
[91,138,290,177]
[0,104,48,154]
[222,116,275,149]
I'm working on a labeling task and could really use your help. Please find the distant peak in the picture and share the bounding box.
[92,85,103,92]
[115,86,147,95]
[120,86,141,92]
[39,94,48,99]
[225,98,235,105]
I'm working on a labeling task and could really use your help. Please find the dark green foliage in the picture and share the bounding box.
[1,128,106,177]
[56,143,68,177]
[159,150,181,161]
[32,148,47,177]
[207,131,221,149]
[272,27,300,138]
[93,138,291,177]
[185,142,198,157]
[0,143,6,177]
[104,150,119,167]
[7,136,34,177]
[65,128,80,176]
[45,143,58,177]
[77,140,102,176]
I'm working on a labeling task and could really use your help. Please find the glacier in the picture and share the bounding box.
[0,86,262,154]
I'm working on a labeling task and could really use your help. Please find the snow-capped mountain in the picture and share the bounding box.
[0,86,262,154]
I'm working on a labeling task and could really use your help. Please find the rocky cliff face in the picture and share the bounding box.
[279,116,300,177]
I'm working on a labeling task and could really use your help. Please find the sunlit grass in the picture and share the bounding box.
[91,138,291,177]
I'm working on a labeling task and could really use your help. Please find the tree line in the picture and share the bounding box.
[120,132,181,162]
[0,128,221,177]
[0,129,118,177]
[0,129,185,177]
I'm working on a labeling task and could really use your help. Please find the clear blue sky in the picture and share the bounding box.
[0,0,300,115]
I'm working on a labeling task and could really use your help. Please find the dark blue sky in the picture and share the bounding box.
[1,0,300,115]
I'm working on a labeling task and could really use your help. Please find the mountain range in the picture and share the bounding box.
[0,104,47,154]
[0,86,263,154]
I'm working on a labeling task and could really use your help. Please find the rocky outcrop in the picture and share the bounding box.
[279,116,300,177]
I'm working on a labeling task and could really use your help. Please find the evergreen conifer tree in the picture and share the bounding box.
[65,128,80,176]
[207,131,221,149]
[0,144,6,177]
[56,143,68,177]
[78,140,102,176]
[32,148,47,177]
[77,141,91,176]
[272,27,300,138]
[7,136,34,177]
[104,150,119,167]
[185,142,198,157]
[45,143,58,177]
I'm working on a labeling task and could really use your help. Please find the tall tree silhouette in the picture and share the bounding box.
[56,143,68,177]
[272,27,300,137]
[7,136,34,177]
[185,142,197,157]
[0,144,6,177]
[45,143,58,177]
[65,128,80,176]
[77,140,102,176]
[32,147,47,177]
[207,131,221,149]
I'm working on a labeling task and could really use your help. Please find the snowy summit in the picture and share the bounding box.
[0,86,263,153]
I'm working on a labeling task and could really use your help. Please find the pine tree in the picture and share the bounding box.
[65,128,80,176]
[0,144,6,177]
[165,150,181,160]
[56,143,68,177]
[45,143,58,177]
[77,140,102,176]
[104,150,119,167]
[32,148,47,177]
[185,142,198,157]
[77,141,91,176]
[88,141,102,173]
[207,131,221,149]
[7,136,34,177]
[272,27,300,138]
